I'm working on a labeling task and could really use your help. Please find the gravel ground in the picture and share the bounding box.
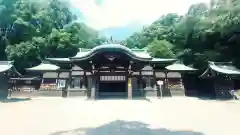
[0,97,239,135]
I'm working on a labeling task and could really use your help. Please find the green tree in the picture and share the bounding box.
[124,0,240,70]
[1,0,102,72]
[148,39,175,58]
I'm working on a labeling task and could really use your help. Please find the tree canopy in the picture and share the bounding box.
[123,0,240,71]
[2,0,240,73]
[0,0,107,72]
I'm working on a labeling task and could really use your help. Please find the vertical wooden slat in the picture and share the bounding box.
[128,77,132,99]
[56,72,60,89]
[83,71,87,89]
[91,75,96,99]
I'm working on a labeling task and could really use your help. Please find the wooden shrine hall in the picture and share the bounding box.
[199,61,240,99]
[24,44,196,99]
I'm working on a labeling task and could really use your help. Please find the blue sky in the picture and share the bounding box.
[70,0,210,30]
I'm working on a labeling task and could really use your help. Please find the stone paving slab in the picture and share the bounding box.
[0,97,239,135]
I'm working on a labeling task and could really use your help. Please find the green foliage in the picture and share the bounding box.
[125,0,240,70]
[3,0,240,73]
[46,29,79,58]
[0,0,103,72]
[148,39,175,58]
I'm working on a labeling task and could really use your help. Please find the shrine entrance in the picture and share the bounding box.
[98,75,127,98]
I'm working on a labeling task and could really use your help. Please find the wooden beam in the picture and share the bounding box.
[56,71,60,89]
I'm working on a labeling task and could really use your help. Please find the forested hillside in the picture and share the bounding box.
[2,0,240,73]
[0,0,107,72]
[123,0,240,71]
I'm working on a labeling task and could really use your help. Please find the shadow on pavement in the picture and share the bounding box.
[197,96,232,101]
[51,120,204,135]
[132,97,152,103]
[94,97,152,103]
[0,97,31,103]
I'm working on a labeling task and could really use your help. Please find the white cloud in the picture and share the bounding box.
[70,0,210,29]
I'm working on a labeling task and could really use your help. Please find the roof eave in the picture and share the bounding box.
[46,58,72,64]
[165,64,197,71]
[26,63,60,72]
[0,61,14,73]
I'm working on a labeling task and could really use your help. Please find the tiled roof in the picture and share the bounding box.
[209,61,240,74]
[27,63,60,71]
[166,63,197,71]
[0,61,13,72]
[46,58,71,62]
[200,61,240,78]
[151,58,176,62]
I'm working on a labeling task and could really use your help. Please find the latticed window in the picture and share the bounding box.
[58,80,66,88]
[100,76,126,81]
[24,80,31,84]
[71,77,85,89]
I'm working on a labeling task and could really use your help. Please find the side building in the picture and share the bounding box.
[0,61,18,98]
[200,61,240,99]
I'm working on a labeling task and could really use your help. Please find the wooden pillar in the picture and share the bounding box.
[56,71,60,89]
[153,70,157,90]
[139,71,142,89]
[128,76,132,99]
[147,76,151,88]
[163,71,168,97]
[153,69,160,98]
[179,77,185,97]
[139,71,143,96]
[69,70,72,89]
[91,75,96,99]
[87,75,91,98]
[95,70,99,99]
[62,70,72,97]
[165,72,168,89]
[144,70,152,90]
[82,71,87,89]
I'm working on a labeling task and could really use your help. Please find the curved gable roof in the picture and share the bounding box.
[70,44,152,61]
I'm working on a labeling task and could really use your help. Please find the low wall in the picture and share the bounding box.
[68,90,88,97]
[133,89,185,97]
[144,90,158,97]
[10,89,89,98]
[132,89,158,97]
[162,88,185,97]
[170,89,185,96]
[9,89,186,98]
[10,90,63,98]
